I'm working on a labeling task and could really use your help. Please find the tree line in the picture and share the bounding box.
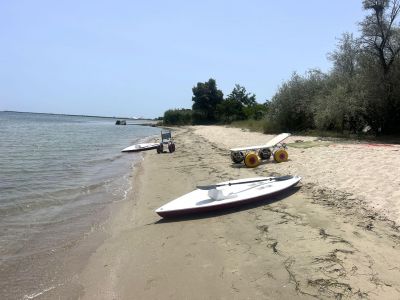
[163,80,267,125]
[164,0,400,135]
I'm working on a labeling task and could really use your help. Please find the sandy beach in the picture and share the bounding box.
[75,126,400,299]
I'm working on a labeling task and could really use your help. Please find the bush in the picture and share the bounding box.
[163,109,192,125]
[314,82,365,133]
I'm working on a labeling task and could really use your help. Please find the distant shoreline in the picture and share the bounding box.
[0,110,155,121]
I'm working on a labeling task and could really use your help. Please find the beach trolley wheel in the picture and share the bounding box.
[230,151,244,163]
[274,148,288,163]
[259,148,272,160]
[244,152,261,168]
[157,143,163,154]
[168,142,176,153]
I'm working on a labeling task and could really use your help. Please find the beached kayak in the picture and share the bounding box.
[121,143,159,152]
[155,175,301,218]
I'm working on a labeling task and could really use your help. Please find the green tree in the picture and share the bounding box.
[192,79,224,124]
[359,0,400,133]
[217,99,246,123]
[360,0,400,76]
[163,109,192,125]
[322,33,366,133]
[222,84,266,121]
[266,70,328,131]
[217,84,257,123]
[314,83,365,133]
[328,32,360,78]
[226,84,256,106]
[243,103,268,120]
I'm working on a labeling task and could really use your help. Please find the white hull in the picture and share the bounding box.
[156,175,301,218]
[121,143,159,152]
[230,133,291,152]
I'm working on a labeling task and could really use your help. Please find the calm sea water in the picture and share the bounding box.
[0,111,160,299]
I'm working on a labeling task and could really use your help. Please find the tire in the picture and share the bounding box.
[230,151,244,163]
[168,142,176,153]
[157,143,163,154]
[244,152,261,168]
[259,148,272,160]
[274,149,288,163]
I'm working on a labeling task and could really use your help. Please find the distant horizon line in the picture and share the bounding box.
[0,110,154,120]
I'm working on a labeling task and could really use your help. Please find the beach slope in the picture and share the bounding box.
[79,126,400,299]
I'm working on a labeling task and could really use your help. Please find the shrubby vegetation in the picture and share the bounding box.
[163,109,192,125]
[266,0,400,135]
[163,0,400,135]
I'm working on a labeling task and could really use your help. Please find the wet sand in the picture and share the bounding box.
[76,126,400,299]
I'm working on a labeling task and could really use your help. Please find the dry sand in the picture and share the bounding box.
[192,126,400,224]
[77,126,400,299]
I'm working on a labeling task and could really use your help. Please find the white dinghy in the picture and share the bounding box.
[156,175,301,218]
[121,143,159,152]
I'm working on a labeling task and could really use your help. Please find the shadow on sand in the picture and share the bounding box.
[230,159,293,169]
[153,186,301,224]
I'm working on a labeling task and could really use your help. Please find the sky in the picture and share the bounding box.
[0,0,366,118]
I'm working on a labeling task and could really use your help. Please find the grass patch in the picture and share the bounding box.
[287,140,332,149]
[228,119,265,132]
[302,129,363,139]
[225,121,400,145]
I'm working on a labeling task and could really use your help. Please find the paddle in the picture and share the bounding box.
[196,175,294,190]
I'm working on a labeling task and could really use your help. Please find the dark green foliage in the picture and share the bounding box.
[218,84,267,123]
[163,109,192,125]
[218,84,254,123]
[244,103,268,120]
[163,80,266,125]
[190,80,266,125]
[192,79,224,124]
[217,98,246,123]
[226,84,257,106]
